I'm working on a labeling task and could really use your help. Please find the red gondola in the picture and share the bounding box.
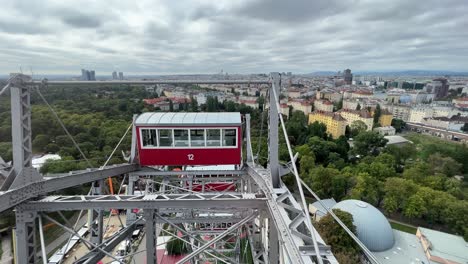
[135,112,242,166]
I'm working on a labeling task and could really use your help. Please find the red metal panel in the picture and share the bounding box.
[136,126,242,166]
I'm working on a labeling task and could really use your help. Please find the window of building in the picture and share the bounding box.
[206,129,221,146]
[141,129,157,147]
[159,129,173,147]
[222,129,236,146]
[190,129,205,147]
[174,129,189,147]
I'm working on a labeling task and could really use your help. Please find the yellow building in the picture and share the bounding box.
[379,109,393,127]
[308,111,347,139]
[337,109,374,131]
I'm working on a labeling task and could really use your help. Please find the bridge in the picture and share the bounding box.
[406,122,468,143]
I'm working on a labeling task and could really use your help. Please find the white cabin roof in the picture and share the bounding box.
[135,112,242,126]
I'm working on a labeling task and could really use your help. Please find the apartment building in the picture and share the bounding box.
[337,109,374,130]
[308,111,347,139]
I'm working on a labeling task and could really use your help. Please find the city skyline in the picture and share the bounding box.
[0,0,467,74]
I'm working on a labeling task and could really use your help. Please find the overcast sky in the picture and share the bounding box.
[0,0,467,75]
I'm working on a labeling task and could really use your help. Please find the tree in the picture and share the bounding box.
[391,118,406,132]
[306,136,338,164]
[427,153,462,177]
[349,172,382,206]
[461,123,468,132]
[286,111,308,145]
[382,177,419,214]
[445,200,468,240]
[307,121,328,140]
[169,100,174,111]
[316,209,361,256]
[403,162,431,183]
[373,104,381,125]
[190,96,198,112]
[350,120,367,137]
[32,134,49,152]
[444,178,464,199]
[166,237,189,255]
[404,194,427,219]
[334,136,350,160]
[256,95,265,110]
[0,142,12,162]
[299,154,315,175]
[304,166,336,198]
[351,131,388,157]
[334,98,343,111]
[356,103,361,110]
[385,144,416,165]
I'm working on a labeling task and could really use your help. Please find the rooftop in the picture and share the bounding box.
[418,227,468,264]
[135,112,242,126]
[384,135,412,145]
[333,199,395,252]
[309,198,337,218]
[373,230,430,264]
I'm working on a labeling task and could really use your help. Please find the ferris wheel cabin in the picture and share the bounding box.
[135,112,242,166]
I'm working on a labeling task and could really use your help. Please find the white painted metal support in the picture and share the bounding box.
[1,74,42,191]
[15,209,37,264]
[269,72,281,188]
[126,173,138,225]
[245,114,254,163]
[38,215,48,264]
[145,210,157,264]
[89,180,104,245]
[130,114,138,163]
[268,218,280,263]
[0,164,137,213]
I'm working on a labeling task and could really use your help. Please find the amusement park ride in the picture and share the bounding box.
[0,73,377,264]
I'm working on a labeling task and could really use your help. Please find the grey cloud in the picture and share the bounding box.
[0,0,467,74]
[0,20,50,35]
[60,11,103,28]
[234,0,349,23]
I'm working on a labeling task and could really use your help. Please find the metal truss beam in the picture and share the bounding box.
[0,164,137,213]
[133,168,245,176]
[33,79,270,85]
[176,212,258,264]
[15,209,37,264]
[269,72,281,188]
[246,163,337,264]
[19,193,266,211]
[76,218,141,264]
[42,214,124,263]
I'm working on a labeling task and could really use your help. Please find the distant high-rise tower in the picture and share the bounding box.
[81,69,88,80]
[80,69,96,81]
[89,70,96,81]
[119,72,124,80]
[343,69,353,85]
[429,78,449,99]
[112,71,118,80]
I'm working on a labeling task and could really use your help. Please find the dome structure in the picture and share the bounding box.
[332,199,394,252]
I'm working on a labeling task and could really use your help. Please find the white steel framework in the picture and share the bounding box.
[0,73,347,264]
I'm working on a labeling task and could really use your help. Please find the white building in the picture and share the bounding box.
[373,126,396,136]
[408,107,432,123]
[314,99,334,112]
